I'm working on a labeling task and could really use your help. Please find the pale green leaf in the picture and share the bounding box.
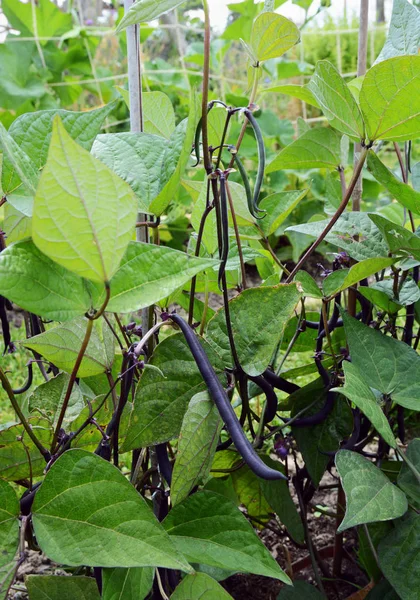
[23,317,115,378]
[335,450,408,532]
[163,491,291,583]
[0,121,38,195]
[342,311,420,411]
[259,189,309,236]
[0,479,19,569]
[102,567,154,600]
[266,128,341,172]
[117,88,175,139]
[368,151,420,215]
[0,240,92,321]
[28,373,85,427]
[116,0,188,32]
[251,12,300,62]
[26,575,100,600]
[2,0,72,44]
[32,116,137,283]
[121,334,225,451]
[378,513,420,600]
[171,572,234,599]
[171,392,222,506]
[262,84,319,107]
[3,203,31,244]
[308,61,364,141]
[32,450,192,572]
[375,0,420,63]
[107,242,218,313]
[332,362,396,449]
[360,56,420,142]
[322,257,395,297]
[206,284,301,376]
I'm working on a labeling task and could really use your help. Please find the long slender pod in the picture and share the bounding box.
[248,374,278,424]
[218,172,230,290]
[169,313,287,480]
[243,108,266,214]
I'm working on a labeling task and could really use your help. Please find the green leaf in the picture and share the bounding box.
[398,439,420,506]
[32,450,192,572]
[0,418,52,481]
[342,311,420,411]
[3,103,117,196]
[308,61,364,141]
[332,362,396,449]
[292,382,353,486]
[24,317,115,378]
[250,12,300,62]
[32,116,137,284]
[0,479,19,569]
[163,491,291,583]
[3,203,31,244]
[117,88,175,139]
[367,151,420,215]
[206,284,301,376]
[231,463,273,524]
[369,213,420,263]
[28,373,85,427]
[294,271,323,299]
[277,580,326,600]
[360,278,420,312]
[375,0,420,63]
[106,242,218,313]
[121,333,225,451]
[287,212,389,261]
[116,0,188,31]
[360,56,420,142]
[266,128,341,172]
[263,84,319,108]
[0,41,45,111]
[171,392,222,506]
[378,513,420,600]
[26,575,101,600]
[102,567,154,600]
[2,0,72,44]
[171,572,234,599]
[259,189,309,237]
[322,257,395,297]
[0,240,92,321]
[0,121,38,195]
[335,450,408,532]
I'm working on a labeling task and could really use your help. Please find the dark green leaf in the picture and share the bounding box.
[0,479,19,569]
[102,567,154,600]
[277,580,326,600]
[171,572,234,599]
[26,575,100,600]
[398,439,420,507]
[28,373,85,427]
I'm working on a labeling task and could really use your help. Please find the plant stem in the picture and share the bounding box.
[201,0,212,173]
[0,367,50,462]
[51,318,94,453]
[394,142,415,231]
[199,275,210,336]
[286,147,368,282]
[226,180,247,289]
[134,321,171,358]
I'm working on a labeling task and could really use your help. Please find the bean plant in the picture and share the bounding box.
[0,0,419,599]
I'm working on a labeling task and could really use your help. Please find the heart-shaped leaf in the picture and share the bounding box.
[250,12,300,63]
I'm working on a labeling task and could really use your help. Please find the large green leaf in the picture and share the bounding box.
[287,212,389,262]
[398,439,420,507]
[0,121,38,195]
[0,240,92,321]
[360,278,420,313]
[360,56,420,142]
[375,0,420,63]
[335,450,408,532]
[333,362,396,449]
[342,311,420,411]
[322,257,395,297]
[32,450,192,572]
[3,203,31,244]
[171,573,234,599]
[28,373,85,427]
[121,333,225,451]
[171,392,222,506]
[0,479,19,569]
[102,567,154,600]
[25,576,100,600]
[291,382,353,486]
[367,151,420,215]
[0,41,45,111]
[369,213,420,261]
[116,0,188,31]
[206,284,301,376]
[258,189,309,237]
[117,88,175,139]
[24,317,115,378]
[308,61,364,141]
[2,0,72,44]
[266,128,341,172]
[3,102,117,197]
[163,491,291,583]
[32,117,137,284]
[106,242,218,313]
[250,12,300,62]
[378,513,420,600]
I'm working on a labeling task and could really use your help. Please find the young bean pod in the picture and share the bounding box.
[169,313,287,480]
[243,108,266,215]
[218,172,230,290]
